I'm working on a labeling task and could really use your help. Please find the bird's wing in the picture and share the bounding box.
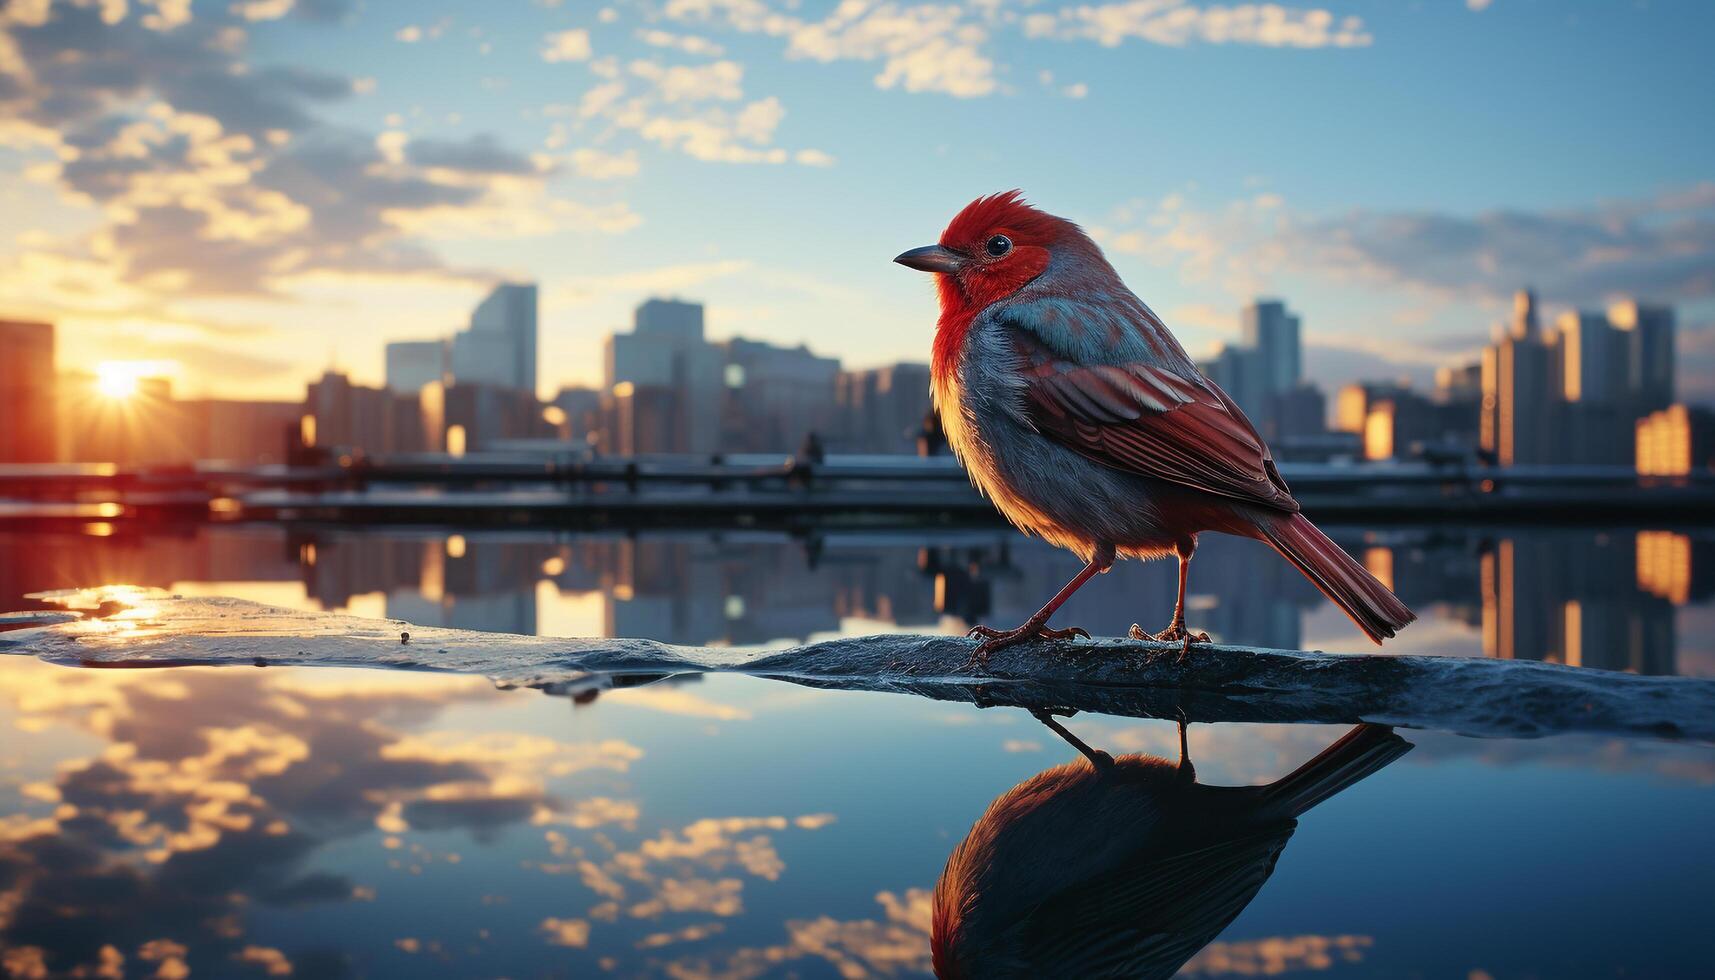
[1015,824,1297,979]
[1008,318,1299,513]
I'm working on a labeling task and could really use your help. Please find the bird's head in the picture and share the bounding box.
[894,190,1101,311]
[896,191,1108,376]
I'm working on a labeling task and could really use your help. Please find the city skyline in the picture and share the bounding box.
[0,1,1710,403]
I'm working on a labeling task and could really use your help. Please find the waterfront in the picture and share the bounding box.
[2,523,1713,977]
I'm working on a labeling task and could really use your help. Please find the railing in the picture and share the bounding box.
[0,453,1710,526]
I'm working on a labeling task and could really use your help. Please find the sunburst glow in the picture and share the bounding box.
[93,361,145,400]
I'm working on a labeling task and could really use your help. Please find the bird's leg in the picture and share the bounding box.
[1129,539,1211,648]
[1031,708,1113,770]
[965,550,1111,671]
[1174,706,1195,782]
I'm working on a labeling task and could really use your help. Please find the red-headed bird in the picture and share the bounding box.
[895,191,1414,664]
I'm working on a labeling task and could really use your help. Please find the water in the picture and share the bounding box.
[1,524,1712,978]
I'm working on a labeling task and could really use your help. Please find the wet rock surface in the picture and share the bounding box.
[4,587,1711,742]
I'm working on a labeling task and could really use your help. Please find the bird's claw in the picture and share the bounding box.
[961,621,1090,673]
[1128,622,1209,645]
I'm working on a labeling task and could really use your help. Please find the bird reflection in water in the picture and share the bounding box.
[931,713,1411,978]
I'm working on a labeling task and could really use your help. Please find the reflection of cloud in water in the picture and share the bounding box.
[0,660,644,977]
[658,888,933,980]
[602,685,755,721]
[524,809,844,956]
[1182,934,1374,976]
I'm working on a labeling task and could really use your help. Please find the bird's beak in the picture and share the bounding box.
[893,244,963,274]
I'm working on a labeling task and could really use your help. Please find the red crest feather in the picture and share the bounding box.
[940,190,1065,250]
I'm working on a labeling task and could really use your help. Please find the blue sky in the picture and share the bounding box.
[1,0,1711,400]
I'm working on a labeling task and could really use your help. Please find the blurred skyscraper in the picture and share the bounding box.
[450,283,538,394]
[605,298,725,454]
[0,320,57,463]
[835,363,932,454]
[1481,289,1554,465]
[1200,299,1325,446]
[1242,299,1302,395]
[1608,300,1675,413]
[385,339,448,393]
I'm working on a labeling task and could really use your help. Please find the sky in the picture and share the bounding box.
[1,0,1712,402]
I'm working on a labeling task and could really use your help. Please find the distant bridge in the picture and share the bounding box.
[0,453,1710,528]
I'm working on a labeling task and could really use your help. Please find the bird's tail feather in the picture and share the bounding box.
[1257,723,1412,820]
[1258,512,1415,644]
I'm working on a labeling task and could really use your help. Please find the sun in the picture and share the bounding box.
[94,361,143,400]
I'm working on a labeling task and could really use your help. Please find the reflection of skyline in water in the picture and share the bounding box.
[3,525,1711,674]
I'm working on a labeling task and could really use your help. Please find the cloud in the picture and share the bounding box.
[0,0,634,314]
[1284,184,1715,306]
[663,1,1373,100]
[405,133,540,175]
[1097,182,1715,313]
[665,0,997,98]
[541,28,592,62]
[1022,2,1373,49]
[574,56,832,165]
[636,28,725,57]
[570,147,640,180]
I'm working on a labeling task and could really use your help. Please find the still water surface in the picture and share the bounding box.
[1,524,1712,977]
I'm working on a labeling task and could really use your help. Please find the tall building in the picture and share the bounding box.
[304,370,425,455]
[605,298,725,454]
[1241,299,1302,395]
[1636,404,1715,476]
[835,363,932,454]
[385,340,448,393]
[0,319,57,463]
[1554,310,1626,405]
[1608,299,1675,413]
[1480,289,1554,465]
[450,283,538,394]
[721,338,841,451]
[1202,300,1323,445]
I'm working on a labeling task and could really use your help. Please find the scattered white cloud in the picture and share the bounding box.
[637,28,726,57]
[395,24,422,43]
[570,147,640,180]
[1021,2,1373,49]
[1467,0,1494,11]
[575,55,832,166]
[542,28,592,62]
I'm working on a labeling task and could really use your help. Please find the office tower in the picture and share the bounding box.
[0,320,58,463]
[1636,404,1715,476]
[1480,290,1553,465]
[605,298,725,454]
[1608,299,1675,413]
[835,363,932,453]
[1555,310,1627,405]
[721,338,841,451]
[386,340,448,393]
[450,283,538,393]
[634,298,705,341]
[304,370,424,454]
[1205,300,1322,445]
[1241,299,1302,395]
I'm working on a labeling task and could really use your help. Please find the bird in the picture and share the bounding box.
[930,716,1412,978]
[894,191,1415,665]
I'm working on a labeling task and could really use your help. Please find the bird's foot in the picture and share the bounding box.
[1129,622,1209,664]
[963,620,1089,672]
[1128,621,1210,645]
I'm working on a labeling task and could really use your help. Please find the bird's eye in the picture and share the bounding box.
[985,235,1012,258]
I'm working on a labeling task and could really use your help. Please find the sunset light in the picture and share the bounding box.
[93,362,144,400]
[0,3,1710,974]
